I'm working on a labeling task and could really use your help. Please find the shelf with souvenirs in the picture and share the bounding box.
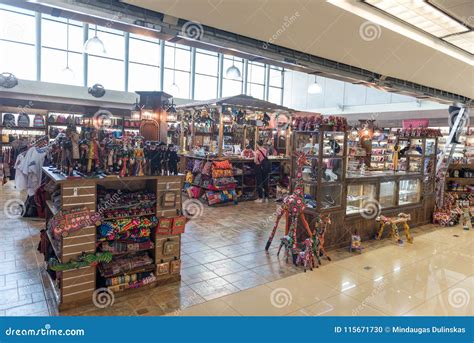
[289,118,441,249]
[176,95,293,205]
[37,128,185,310]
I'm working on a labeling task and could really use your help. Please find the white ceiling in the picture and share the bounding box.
[124,0,473,99]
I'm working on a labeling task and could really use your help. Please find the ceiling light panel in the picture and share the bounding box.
[443,31,474,54]
[365,0,469,37]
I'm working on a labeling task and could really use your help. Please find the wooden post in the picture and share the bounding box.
[254,126,258,149]
[190,110,195,151]
[179,112,185,153]
[218,109,224,158]
[243,125,247,148]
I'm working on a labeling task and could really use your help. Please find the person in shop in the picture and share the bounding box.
[254,140,271,203]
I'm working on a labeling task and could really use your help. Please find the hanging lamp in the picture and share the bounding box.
[308,75,322,94]
[169,44,180,95]
[84,24,107,55]
[61,19,75,82]
[225,56,241,79]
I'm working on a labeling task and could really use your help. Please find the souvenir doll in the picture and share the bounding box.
[393,143,400,171]
[87,131,100,175]
[68,126,80,170]
[298,117,307,131]
[158,142,167,175]
[118,139,129,178]
[133,137,145,176]
[78,139,89,173]
[167,144,179,175]
[61,132,74,176]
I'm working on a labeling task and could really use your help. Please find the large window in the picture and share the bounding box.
[163,42,191,98]
[0,3,287,102]
[41,15,83,86]
[194,49,218,100]
[128,33,160,92]
[0,4,36,80]
[268,66,284,105]
[222,55,243,97]
[87,26,125,90]
[247,61,265,100]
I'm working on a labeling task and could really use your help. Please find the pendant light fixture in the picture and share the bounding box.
[84,24,107,55]
[307,75,322,94]
[61,19,75,82]
[225,56,241,79]
[170,44,180,95]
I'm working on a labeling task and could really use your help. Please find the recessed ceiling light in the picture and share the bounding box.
[365,0,469,38]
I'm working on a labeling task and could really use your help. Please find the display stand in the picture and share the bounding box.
[290,121,439,249]
[40,168,184,311]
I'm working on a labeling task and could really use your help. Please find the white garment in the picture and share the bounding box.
[15,147,47,196]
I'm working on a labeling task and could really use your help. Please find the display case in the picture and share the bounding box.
[291,128,346,211]
[290,125,439,250]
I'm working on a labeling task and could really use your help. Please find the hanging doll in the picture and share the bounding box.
[167,144,179,175]
[133,138,145,176]
[158,142,168,175]
[392,143,400,171]
[118,139,130,178]
[86,130,100,175]
[60,134,73,176]
[68,126,80,171]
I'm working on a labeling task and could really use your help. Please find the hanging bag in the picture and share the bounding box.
[17,113,30,127]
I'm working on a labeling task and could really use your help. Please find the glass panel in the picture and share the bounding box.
[129,38,160,65]
[42,19,83,52]
[163,69,190,98]
[248,83,264,100]
[399,179,421,205]
[194,74,217,100]
[379,181,396,208]
[88,28,124,60]
[294,132,319,156]
[269,67,283,87]
[128,63,159,91]
[268,87,282,105]
[222,79,242,97]
[425,138,436,156]
[346,183,377,215]
[322,158,343,183]
[88,56,124,90]
[164,43,191,71]
[0,8,35,44]
[0,41,35,80]
[248,62,265,84]
[323,131,344,157]
[321,184,342,209]
[41,48,83,86]
[195,52,218,76]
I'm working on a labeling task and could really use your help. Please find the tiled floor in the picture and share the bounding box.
[0,181,472,316]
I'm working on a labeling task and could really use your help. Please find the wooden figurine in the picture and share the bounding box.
[265,152,313,263]
[296,238,315,272]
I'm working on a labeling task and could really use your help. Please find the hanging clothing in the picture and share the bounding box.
[15,146,47,196]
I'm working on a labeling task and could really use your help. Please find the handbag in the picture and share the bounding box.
[33,114,45,128]
[2,113,15,127]
[17,113,30,127]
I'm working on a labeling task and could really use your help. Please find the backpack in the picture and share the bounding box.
[2,113,15,127]
[17,113,30,127]
[33,114,45,128]
[258,148,271,174]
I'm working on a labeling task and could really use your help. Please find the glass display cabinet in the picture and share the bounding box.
[346,183,377,215]
[379,180,396,208]
[291,128,346,211]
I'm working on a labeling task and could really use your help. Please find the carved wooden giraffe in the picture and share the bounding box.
[265,152,313,258]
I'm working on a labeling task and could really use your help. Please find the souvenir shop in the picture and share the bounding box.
[0,83,472,313]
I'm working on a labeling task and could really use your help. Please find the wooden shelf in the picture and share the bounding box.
[46,200,59,215]
[99,263,156,279]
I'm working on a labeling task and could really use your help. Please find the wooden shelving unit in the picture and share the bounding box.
[40,168,184,311]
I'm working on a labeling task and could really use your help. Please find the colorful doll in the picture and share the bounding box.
[133,138,145,176]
